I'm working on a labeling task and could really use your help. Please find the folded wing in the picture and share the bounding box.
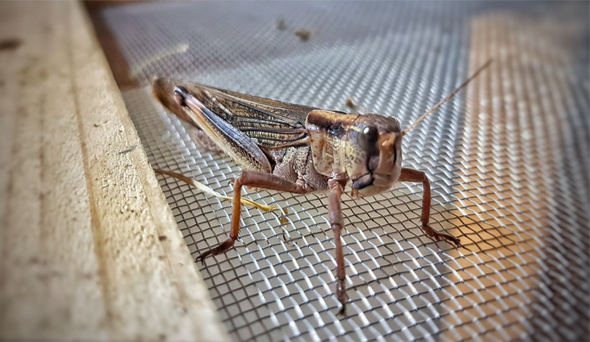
[182,82,316,149]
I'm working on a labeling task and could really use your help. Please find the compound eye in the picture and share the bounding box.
[358,126,379,153]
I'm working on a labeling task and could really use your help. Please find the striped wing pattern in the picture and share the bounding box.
[187,83,316,149]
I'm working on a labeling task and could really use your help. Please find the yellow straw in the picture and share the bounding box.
[154,168,281,212]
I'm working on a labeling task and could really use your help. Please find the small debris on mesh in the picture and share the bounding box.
[295,29,312,41]
[282,230,295,246]
[0,38,22,52]
[345,97,358,110]
[276,19,287,31]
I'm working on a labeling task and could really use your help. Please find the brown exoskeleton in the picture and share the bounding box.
[152,60,491,315]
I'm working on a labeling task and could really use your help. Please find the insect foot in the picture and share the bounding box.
[195,238,237,265]
[336,279,349,317]
[422,224,461,247]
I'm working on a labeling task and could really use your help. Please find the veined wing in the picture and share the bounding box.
[180,82,318,148]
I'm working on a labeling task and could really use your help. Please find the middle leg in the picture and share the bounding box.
[327,177,349,316]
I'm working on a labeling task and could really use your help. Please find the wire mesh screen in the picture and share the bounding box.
[91,2,589,341]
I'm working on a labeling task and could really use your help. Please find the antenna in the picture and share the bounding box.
[402,59,492,136]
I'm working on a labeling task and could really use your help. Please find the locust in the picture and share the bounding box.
[152,60,491,315]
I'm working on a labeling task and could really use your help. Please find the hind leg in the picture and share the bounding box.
[196,171,313,263]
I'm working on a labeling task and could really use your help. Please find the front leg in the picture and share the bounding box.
[327,177,349,316]
[196,171,312,264]
[398,168,460,246]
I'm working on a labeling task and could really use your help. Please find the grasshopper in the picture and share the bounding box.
[152,60,491,315]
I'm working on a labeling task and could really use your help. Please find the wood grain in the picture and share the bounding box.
[0,1,228,340]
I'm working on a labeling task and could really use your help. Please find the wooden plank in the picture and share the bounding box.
[0,1,228,341]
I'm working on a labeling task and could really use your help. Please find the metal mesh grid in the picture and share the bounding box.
[92,2,589,341]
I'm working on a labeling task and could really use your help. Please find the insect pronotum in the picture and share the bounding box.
[152,60,492,315]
